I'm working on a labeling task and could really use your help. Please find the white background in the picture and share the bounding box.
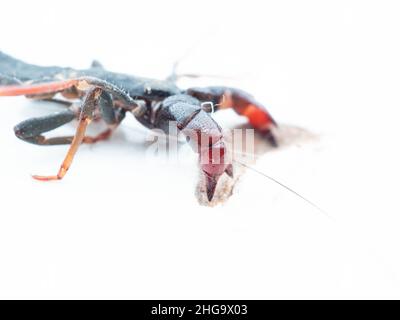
[0,0,400,299]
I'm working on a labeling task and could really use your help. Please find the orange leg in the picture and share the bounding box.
[0,76,140,110]
[0,79,79,97]
[33,119,90,181]
[82,128,114,144]
[32,87,102,181]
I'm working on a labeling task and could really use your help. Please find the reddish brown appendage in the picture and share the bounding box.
[0,79,84,181]
[82,128,113,144]
[219,91,276,132]
[0,81,109,182]
[32,118,91,181]
[0,79,79,96]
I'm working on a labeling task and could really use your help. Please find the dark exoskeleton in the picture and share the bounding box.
[0,52,277,201]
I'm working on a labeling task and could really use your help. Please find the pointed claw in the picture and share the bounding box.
[205,175,219,202]
[225,164,233,178]
[263,130,278,147]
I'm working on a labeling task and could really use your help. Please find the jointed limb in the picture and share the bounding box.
[14,110,77,145]
[32,87,102,181]
[14,92,126,146]
[0,76,142,112]
[186,86,278,146]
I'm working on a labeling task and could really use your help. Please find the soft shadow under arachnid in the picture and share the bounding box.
[85,122,318,207]
[19,99,318,206]
[196,124,319,207]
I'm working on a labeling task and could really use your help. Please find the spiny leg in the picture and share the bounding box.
[186,86,278,146]
[14,91,125,146]
[0,76,140,108]
[32,87,103,181]
[83,91,127,143]
[3,76,135,147]
[40,93,120,124]
[1,76,141,180]
[14,111,119,146]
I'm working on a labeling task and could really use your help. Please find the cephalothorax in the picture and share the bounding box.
[0,52,277,202]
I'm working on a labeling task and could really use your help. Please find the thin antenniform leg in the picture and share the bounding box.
[32,87,102,181]
[40,98,74,107]
[82,128,113,144]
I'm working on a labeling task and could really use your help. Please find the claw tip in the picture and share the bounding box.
[205,175,218,202]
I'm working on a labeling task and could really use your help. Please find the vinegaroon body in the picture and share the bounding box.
[0,52,277,201]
